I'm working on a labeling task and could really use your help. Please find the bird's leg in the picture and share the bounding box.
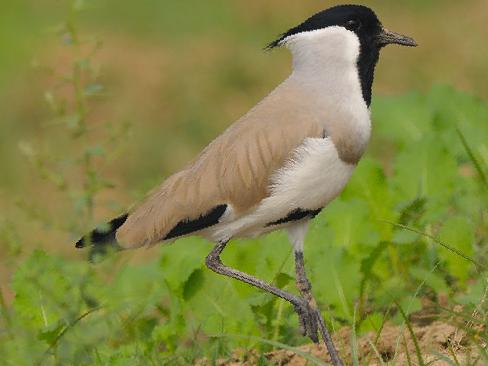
[295,251,315,304]
[205,241,316,339]
[294,250,319,340]
[294,250,343,366]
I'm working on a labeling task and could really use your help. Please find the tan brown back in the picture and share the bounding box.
[116,80,325,248]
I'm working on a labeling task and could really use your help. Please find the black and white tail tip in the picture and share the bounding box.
[75,214,128,249]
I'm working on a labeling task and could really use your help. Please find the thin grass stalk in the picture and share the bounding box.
[395,301,425,366]
[366,339,386,366]
[402,333,413,366]
[383,221,485,271]
[456,126,488,191]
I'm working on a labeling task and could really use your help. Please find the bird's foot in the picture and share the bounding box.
[294,299,319,343]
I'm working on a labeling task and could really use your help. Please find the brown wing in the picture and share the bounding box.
[116,81,323,248]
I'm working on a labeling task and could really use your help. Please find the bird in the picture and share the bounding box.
[76,5,416,365]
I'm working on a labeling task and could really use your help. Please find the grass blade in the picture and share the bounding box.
[391,262,439,364]
[456,126,488,190]
[211,333,330,366]
[403,333,413,366]
[359,241,389,316]
[40,306,103,364]
[431,352,458,366]
[351,306,360,366]
[395,301,425,366]
[366,339,386,366]
[447,341,462,366]
[383,221,485,271]
[437,304,485,325]
[474,341,488,363]
[364,305,393,366]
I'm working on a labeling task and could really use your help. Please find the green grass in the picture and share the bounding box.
[2,76,488,366]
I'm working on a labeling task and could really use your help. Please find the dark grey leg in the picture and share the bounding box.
[295,251,315,304]
[295,250,343,366]
[205,241,318,344]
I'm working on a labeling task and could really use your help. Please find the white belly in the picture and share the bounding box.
[207,137,355,242]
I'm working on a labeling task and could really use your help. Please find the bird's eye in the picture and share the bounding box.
[345,19,361,31]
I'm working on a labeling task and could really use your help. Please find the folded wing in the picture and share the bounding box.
[116,82,324,248]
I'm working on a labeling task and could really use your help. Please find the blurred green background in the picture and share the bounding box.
[1,0,487,195]
[1,1,488,364]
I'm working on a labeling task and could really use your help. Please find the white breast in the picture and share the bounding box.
[268,137,355,209]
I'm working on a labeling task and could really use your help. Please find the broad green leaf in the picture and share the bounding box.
[38,321,65,346]
[309,249,361,321]
[409,267,448,293]
[159,237,208,293]
[182,268,205,301]
[324,199,380,254]
[372,92,432,146]
[438,217,474,281]
[275,272,294,288]
[391,135,458,219]
[345,159,395,239]
[358,312,384,335]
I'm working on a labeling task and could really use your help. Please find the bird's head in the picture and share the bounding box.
[267,4,417,51]
[267,5,417,106]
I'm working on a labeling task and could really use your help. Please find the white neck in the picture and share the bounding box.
[284,27,361,83]
[280,27,372,162]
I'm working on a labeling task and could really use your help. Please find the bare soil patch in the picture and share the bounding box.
[205,321,480,365]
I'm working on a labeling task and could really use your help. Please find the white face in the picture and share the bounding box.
[281,26,361,73]
[281,25,370,119]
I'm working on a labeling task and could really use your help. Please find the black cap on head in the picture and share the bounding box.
[267,4,416,50]
[267,5,382,49]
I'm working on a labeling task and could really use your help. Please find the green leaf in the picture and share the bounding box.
[325,199,380,253]
[392,136,458,219]
[372,91,432,146]
[344,159,395,241]
[409,267,448,293]
[275,272,294,288]
[438,217,475,281]
[182,268,205,301]
[456,126,488,190]
[359,241,389,308]
[358,312,384,335]
[38,321,65,346]
[309,250,361,321]
[397,197,427,226]
[159,238,208,292]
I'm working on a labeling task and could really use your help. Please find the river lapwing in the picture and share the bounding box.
[76,5,416,365]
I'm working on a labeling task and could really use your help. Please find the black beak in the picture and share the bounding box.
[377,27,417,47]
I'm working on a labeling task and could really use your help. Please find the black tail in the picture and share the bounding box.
[75,214,128,249]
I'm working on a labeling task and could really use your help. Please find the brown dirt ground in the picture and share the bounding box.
[201,321,482,366]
